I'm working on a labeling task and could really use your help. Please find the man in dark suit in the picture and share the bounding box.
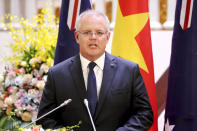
[37,10,153,131]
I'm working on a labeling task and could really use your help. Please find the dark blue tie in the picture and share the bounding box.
[87,62,97,117]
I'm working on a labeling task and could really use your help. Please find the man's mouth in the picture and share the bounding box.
[89,44,97,48]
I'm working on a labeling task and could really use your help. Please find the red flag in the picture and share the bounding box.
[111,0,158,130]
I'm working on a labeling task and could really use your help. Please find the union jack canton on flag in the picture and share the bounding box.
[54,0,91,65]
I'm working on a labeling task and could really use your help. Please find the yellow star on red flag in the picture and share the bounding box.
[111,3,149,73]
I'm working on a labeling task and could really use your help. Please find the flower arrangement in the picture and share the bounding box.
[0,7,58,130]
[0,62,48,121]
[9,121,81,131]
[2,7,57,68]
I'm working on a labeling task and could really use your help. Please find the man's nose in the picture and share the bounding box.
[90,32,97,38]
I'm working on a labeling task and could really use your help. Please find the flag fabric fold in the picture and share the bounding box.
[164,0,197,130]
[111,0,158,131]
[54,0,91,65]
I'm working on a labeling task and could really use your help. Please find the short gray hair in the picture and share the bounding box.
[75,10,110,31]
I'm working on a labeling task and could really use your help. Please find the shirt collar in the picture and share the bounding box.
[80,53,105,70]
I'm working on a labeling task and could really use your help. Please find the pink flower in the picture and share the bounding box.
[16,90,25,97]
[19,68,25,74]
[16,111,22,117]
[7,71,16,78]
[14,100,22,108]
[7,86,18,94]
[7,87,12,93]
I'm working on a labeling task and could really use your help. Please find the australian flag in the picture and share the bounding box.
[54,0,91,65]
[164,0,197,131]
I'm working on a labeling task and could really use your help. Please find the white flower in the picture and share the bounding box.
[33,69,40,77]
[43,75,48,82]
[24,74,33,83]
[4,97,14,106]
[21,61,27,67]
[28,89,39,98]
[0,100,4,109]
[36,80,45,90]
[5,75,17,87]
[29,57,40,65]
[25,104,34,111]
[40,63,49,73]
[31,110,38,121]
[31,78,38,86]
[0,74,3,83]
[29,58,35,65]
[14,75,24,87]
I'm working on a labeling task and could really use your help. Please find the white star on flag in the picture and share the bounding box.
[164,118,175,131]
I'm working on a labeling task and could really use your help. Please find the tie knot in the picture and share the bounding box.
[89,62,96,70]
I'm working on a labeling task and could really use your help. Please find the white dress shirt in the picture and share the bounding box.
[80,53,105,98]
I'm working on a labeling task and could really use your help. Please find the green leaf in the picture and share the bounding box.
[0,116,22,130]
[3,117,20,130]
[48,45,56,59]
[19,121,31,129]
[0,112,3,118]
[0,115,8,128]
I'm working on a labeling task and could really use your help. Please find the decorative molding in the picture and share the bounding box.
[106,1,112,22]
[55,7,60,23]
[160,0,167,25]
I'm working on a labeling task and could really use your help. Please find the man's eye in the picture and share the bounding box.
[97,32,104,35]
[83,32,89,35]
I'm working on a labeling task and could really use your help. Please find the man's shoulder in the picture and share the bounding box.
[50,55,78,71]
[107,53,138,67]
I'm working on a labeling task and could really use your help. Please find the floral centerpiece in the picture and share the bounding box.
[0,7,58,130]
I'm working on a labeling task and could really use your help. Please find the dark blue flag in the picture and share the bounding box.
[164,0,197,130]
[54,0,91,65]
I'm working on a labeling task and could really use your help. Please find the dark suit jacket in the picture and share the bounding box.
[37,52,153,131]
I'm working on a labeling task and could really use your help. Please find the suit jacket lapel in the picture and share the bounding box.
[94,53,117,120]
[69,55,87,101]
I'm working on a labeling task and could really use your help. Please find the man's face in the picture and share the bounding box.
[75,15,110,61]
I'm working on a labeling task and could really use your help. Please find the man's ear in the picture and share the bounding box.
[106,31,111,41]
[74,31,79,44]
